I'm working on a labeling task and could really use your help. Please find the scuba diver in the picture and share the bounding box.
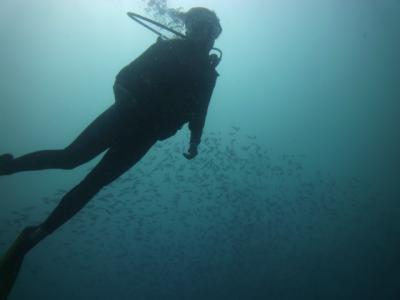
[0,7,222,299]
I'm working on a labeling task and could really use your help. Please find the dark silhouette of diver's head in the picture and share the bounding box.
[183,7,222,51]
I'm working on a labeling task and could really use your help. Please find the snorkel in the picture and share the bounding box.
[127,11,223,67]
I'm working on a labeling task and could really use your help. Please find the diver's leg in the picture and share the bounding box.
[36,132,157,241]
[0,104,123,176]
[0,133,156,298]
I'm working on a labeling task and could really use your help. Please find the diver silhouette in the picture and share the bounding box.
[0,7,222,299]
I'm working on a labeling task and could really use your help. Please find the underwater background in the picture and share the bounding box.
[0,0,399,299]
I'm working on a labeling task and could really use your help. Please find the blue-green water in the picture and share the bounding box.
[0,0,399,299]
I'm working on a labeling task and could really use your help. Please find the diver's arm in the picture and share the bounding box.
[184,75,217,160]
[188,99,209,147]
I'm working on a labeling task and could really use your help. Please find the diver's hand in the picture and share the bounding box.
[183,143,198,160]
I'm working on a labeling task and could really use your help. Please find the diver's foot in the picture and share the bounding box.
[0,154,14,176]
[0,226,38,300]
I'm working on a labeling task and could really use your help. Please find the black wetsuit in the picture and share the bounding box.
[115,37,218,144]
[5,38,218,235]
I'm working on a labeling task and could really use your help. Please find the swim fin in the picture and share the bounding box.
[0,227,36,300]
[0,154,14,176]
